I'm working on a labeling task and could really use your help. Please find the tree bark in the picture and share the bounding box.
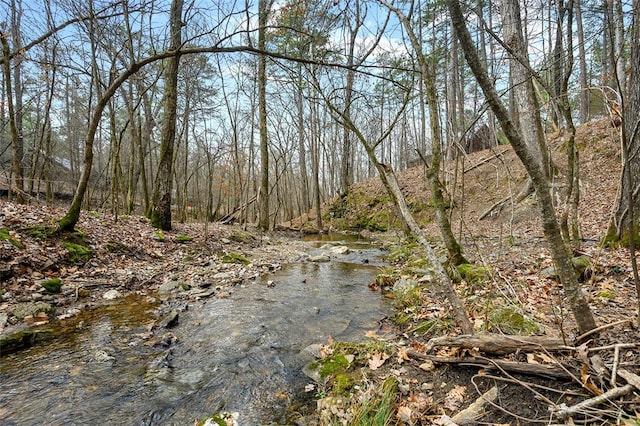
[447,0,596,334]
[149,0,183,231]
[1,3,25,203]
[258,0,270,230]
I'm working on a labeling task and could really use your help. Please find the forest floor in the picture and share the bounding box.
[1,117,639,425]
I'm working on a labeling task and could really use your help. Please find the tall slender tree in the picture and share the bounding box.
[148,0,184,230]
[257,0,271,230]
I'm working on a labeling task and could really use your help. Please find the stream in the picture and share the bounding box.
[0,237,392,425]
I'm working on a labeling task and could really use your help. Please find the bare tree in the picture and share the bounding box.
[257,0,271,230]
[380,0,468,266]
[1,0,25,203]
[148,0,184,230]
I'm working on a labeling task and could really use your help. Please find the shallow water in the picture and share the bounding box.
[0,240,391,425]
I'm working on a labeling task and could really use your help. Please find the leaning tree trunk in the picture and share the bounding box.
[447,0,596,334]
[149,0,184,231]
[321,86,474,335]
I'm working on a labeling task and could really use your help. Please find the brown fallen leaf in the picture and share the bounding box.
[396,347,410,363]
[444,385,467,412]
[368,352,389,370]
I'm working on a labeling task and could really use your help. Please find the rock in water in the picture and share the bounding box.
[102,289,123,300]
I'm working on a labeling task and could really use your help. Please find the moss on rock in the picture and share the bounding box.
[41,278,62,293]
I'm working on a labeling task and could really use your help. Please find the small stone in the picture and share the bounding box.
[103,289,123,300]
[94,350,115,362]
[418,360,435,371]
[421,382,434,391]
[393,278,418,293]
[329,245,350,255]
[212,272,235,281]
[11,302,54,320]
[308,255,330,263]
[158,310,179,328]
[158,280,181,294]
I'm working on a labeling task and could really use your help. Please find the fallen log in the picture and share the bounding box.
[407,350,574,379]
[425,333,571,355]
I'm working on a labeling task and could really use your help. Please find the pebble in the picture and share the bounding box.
[103,289,123,300]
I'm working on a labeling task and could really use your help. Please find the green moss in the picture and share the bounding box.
[153,230,165,241]
[221,252,250,265]
[596,290,617,299]
[175,234,191,243]
[313,353,351,379]
[61,242,92,263]
[0,329,54,355]
[455,263,491,283]
[41,278,62,293]
[0,228,24,249]
[24,225,54,240]
[230,230,253,243]
[603,223,640,248]
[149,210,159,228]
[488,307,542,336]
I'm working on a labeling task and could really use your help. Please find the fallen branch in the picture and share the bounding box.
[407,350,574,379]
[452,385,498,425]
[554,384,635,420]
[425,333,572,355]
[618,369,640,389]
[574,319,631,344]
[463,147,510,173]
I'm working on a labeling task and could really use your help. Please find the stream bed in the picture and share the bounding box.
[0,238,392,425]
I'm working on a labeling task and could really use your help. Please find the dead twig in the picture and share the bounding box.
[575,319,631,344]
[553,384,636,420]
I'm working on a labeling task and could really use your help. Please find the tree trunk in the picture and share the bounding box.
[149,0,184,231]
[447,0,596,334]
[501,0,551,179]
[1,4,25,204]
[575,0,590,123]
[258,0,270,230]
[608,0,640,246]
[381,0,468,266]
